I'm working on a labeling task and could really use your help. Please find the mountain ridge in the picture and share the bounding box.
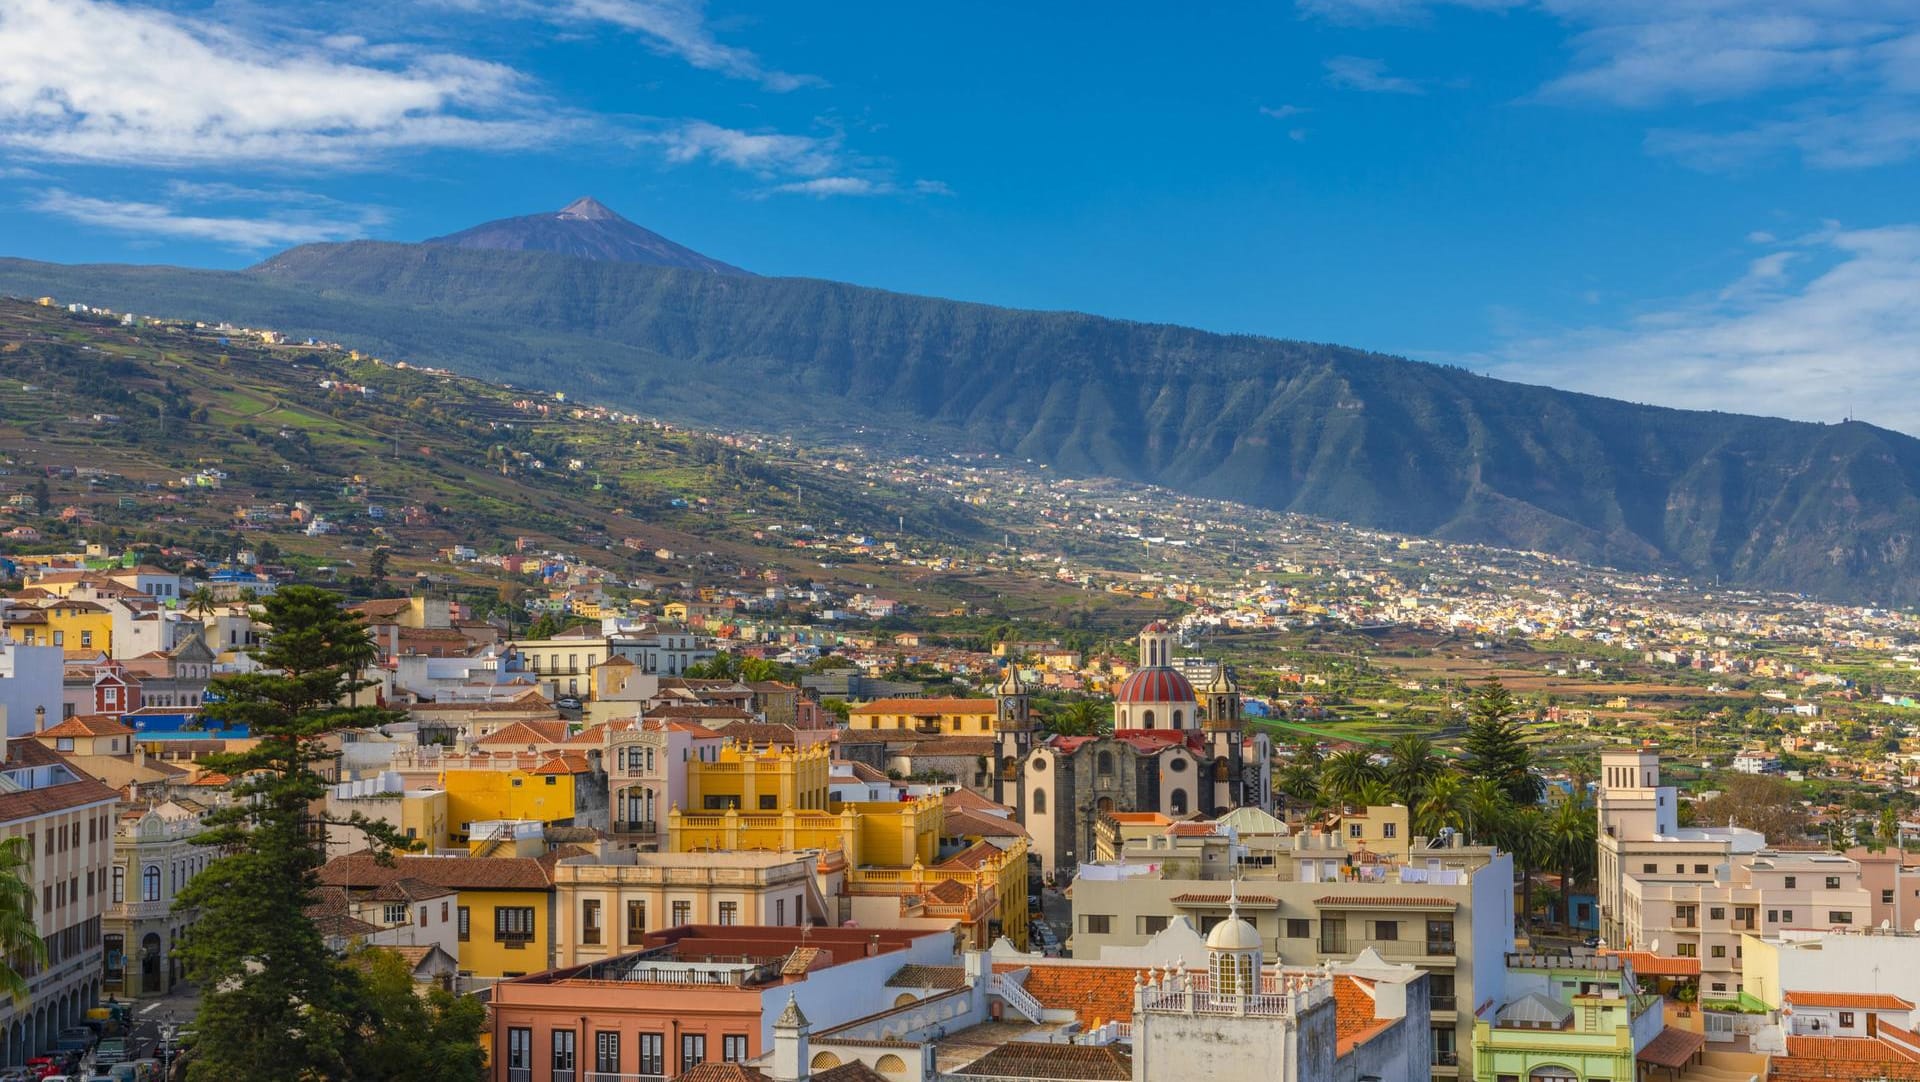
[3,237,1916,605]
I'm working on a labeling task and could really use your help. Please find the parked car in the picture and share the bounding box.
[556,696,582,710]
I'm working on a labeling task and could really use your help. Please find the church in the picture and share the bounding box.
[992,621,1273,877]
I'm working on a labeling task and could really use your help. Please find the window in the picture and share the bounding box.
[1768,910,1778,923]
[1675,905,1697,927]
[552,1030,575,1074]
[506,1028,531,1071]
[1785,876,1796,888]
[383,903,407,925]
[776,898,786,927]
[1827,876,1842,890]
[1382,823,1398,839]
[458,906,469,941]
[1140,915,1169,935]
[628,900,647,945]
[81,631,92,648]
[112,866,124,904]
[723,1035,749,1063]
[1643,863,1658,874]
[638,1033,665,1077]
[1840,1012,1856,1028]
[1032,790,1046,814]
[1373,920,1400,941]
[55,737,73,752]
[495,906,535,944]
[596,1032,620,1074]
[1350,823,1364,838]
[1829,911,1854,924]
[718,902,737,926]
[142,864,160,902]
[1782,910,1794,922]
[1711,945,1726,959]
[1287,918,1312,939]
[1695,864,1709,874]
[1709,907,1725,920]
[1676,943,1697,957]
[1084,914,1112,934]
[680,1033,706,1071]
[672,901,691,926]
[1712,982,1727,993]
[582,900,601,945]
[1884,890,1896,904]
[1675,864,1685,873]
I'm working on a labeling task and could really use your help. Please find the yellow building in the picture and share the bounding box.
[847,697,998,735]
[441,759,586,842]
[670,796,942,868]
[319,852,557,980]
[22,599,113,653]
[686,742,831,813]
[550,850,827,966]
[845,837,1032,951]
[1333,804,1412,862]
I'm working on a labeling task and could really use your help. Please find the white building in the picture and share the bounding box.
[0,640,61,738]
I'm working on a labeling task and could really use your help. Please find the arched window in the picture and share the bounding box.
[1033,789,1048,814]
[141,865,161,902]
[1097,751,1114,776]
[1170,790,1188,815]
[1142,710,1156,729]
[1172,710,1184,728]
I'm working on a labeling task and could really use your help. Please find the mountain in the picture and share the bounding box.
[2,237,1918,605]
[423,196,749,275]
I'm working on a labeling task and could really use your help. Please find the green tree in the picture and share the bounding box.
[367,546,391,582]
[0,836,44,1004]
[1385,734,1444,807]
[524,611,564,640]
[1048,699,1109,737]
[185,585,219,621]
[345,948,487,1081]
[1547,797,1598,926]
[1881,805,1903,854]
[1463,679,1542,806]
[1695,774,1808,844]
[1320,749,1384,810]
[175,586,414,1081]
[1414,770,1466,837]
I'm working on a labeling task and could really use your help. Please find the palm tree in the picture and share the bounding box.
[186,585,218,622]
[1502,804,1552,931]
[1461,777,1511,849]
[1321,749,1384,810]
[1563,752,1601,803]
[0,836,44,1004]
[1386,735,1444,807]
[1415,770,1466,837]
[1547,797,1598,927]
[1355,778,1400,809]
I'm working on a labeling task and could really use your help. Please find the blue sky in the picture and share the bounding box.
[2,0,1918,430]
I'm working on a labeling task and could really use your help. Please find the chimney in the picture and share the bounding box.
[35,705,46,733]
[867,934,880,957]
[770,992,809,1082]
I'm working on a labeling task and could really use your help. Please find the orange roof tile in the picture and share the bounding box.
[38,714,135,738]
[848,698,996,715]
[1334,976,1395,1056]
[994,964,1136,1027]
[1607,950,1700,977]
[1313,895,1456,909]
[1786,991,1916,1011]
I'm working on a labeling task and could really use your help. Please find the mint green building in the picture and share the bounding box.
[1473,953,1698,1082]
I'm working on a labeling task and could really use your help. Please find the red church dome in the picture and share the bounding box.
[1114,667,1196,704]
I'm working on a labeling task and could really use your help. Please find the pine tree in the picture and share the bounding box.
[175,586,413,1081]
[1463,679,1542,806]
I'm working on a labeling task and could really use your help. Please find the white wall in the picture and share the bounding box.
[754,932,956,1048]
[0,641,62,736]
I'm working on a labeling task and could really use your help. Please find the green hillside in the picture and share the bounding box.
[0,297,991,582]
[4,243,1919,604]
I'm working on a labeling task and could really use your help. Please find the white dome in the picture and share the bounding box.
[1206,913,1262,952]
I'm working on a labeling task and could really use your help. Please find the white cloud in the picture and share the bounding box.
[912,179,955,196]
[766,176,887,198]
[0,0,556,168]
[1483,223,1920,433]
[1260,104,1311,118]
[654,120,840,177]
[544,0,819,91]
[1324,56,1426,94]
[33,187,388,248]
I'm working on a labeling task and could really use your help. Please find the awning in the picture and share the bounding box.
[1638,1027,1707,1069]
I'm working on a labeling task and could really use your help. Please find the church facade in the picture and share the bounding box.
[993,622,1273,877]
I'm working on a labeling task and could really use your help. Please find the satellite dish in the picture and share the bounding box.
[1883,919,1893,931]
[1910,917,1919,932]
[1650,938,1661,953]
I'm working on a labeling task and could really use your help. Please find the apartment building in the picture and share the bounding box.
[103,799,215,999]
[0,739,119,1067]
[548,850,828,967]
[1068,829,1512,1079]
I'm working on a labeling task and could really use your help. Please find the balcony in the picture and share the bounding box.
[1426,939,1456,957]
[1431,995,1458,1014]
[1318,934,1349,955]
[1432,1051,1459,1068]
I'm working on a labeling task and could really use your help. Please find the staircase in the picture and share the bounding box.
[994,974,1046,1024]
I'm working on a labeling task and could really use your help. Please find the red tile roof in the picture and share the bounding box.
[1334,976,1395,1055]
[1170,892,1280,907]
[1606,950,1700,977]
[38,714,134,738]
[1786,991,1916,1011]
[994,964,1136,1027]
[1313,895,1456,909]
[849,698,996,715]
